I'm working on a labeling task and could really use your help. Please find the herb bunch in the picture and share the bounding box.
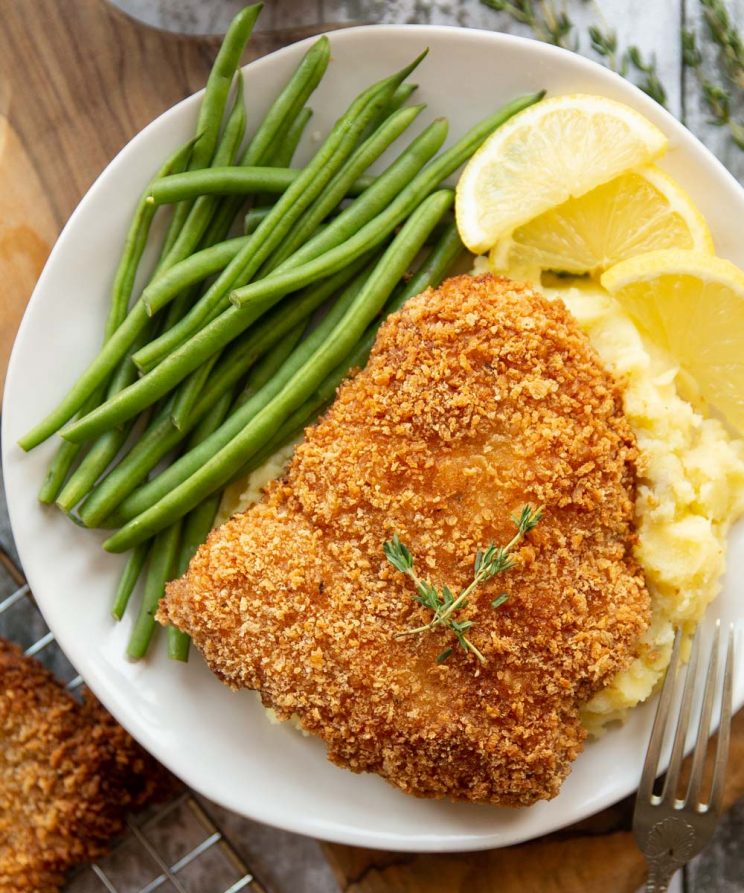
[684,5,744,149]
[384,504,543,665]
[700,0,744,90]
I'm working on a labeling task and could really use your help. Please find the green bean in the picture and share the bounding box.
[167,623,192,662]
[158,74,247,271]
[180,37,329,254]
[190,252,375,412]
[241,99,432,239]
[387,82,418,113]
[148,166,372,205]
[38,394,99,504]
[264,103,425,271]
[109,139,197,332]
[20,141,197,455]
[53,104,430,442]
[169,104,418,422]
[103,189,452,551]
[77,262,370,528]
[126,521,181,659]
[111,261,373,524]
[158,4,261,260]
[251,106,313,209]
[244,206,272,234]
[38,440,83,504]
[135,55,425,375]
[55,324,158,512]
[170,354,220,430]
[142,236,248,315]
[194,5,261,169]
[266,106,313,168]
[252,118,446,275]
[173,320,303,449]
[358,81,418,143]
[56,423,132,514]
[130,112,440,383]
[112,541,150,620]
[65,245,366,445]
[237,320,306,401]
[388,219,465,309]
[243,38,329,166]
[225,415,309,487]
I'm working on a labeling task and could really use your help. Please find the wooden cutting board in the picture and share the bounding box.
[1,2,742,890]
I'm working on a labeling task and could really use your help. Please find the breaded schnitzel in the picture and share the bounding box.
[0,639,169,893]
[159,274,650,805]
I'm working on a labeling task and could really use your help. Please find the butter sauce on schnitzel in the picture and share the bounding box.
[158,274,650,805]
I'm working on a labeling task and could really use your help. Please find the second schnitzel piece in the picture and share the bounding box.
[0,638,171,893]
[159,273,650,805]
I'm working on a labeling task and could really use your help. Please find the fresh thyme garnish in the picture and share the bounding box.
[384,504,543,665]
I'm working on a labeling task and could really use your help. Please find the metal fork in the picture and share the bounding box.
[633,622,735,892]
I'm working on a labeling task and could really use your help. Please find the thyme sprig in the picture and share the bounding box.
[700,0,744,90]
[480,0,576,49]
[384,504,543,665]
[683,27,744,149]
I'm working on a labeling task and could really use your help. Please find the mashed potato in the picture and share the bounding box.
[218,266,744,736]
[216,442,297,526]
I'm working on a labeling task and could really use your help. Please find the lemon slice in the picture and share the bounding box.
[489,166,714,278]
[601,249,744,432]
[456,94,668,254]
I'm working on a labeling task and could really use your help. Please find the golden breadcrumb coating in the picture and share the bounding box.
[159,274,650,806]
[0,639,170,893]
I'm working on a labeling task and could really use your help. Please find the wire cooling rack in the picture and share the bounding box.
[0,543,269,893]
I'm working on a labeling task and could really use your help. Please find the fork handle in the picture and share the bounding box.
[647,863,673,892]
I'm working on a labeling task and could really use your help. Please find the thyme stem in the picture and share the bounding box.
[383,504,543,665]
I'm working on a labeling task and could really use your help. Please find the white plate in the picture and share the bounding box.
[4,25,744,853]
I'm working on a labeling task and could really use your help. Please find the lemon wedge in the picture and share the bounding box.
[489,166,714,278]
[601,249,744,433]
[456,94,668,254]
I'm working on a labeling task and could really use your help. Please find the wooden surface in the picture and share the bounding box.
[1,1,743,891]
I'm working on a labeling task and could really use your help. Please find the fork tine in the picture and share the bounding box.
[709,624,735,812]
[638,628,682,803]
[685,622,720,808]
[661,625,702,804]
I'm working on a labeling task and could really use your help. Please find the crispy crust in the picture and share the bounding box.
[159,274,650,806]
[0,639,170,893]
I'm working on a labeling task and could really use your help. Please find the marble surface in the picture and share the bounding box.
[3,1,742,890]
